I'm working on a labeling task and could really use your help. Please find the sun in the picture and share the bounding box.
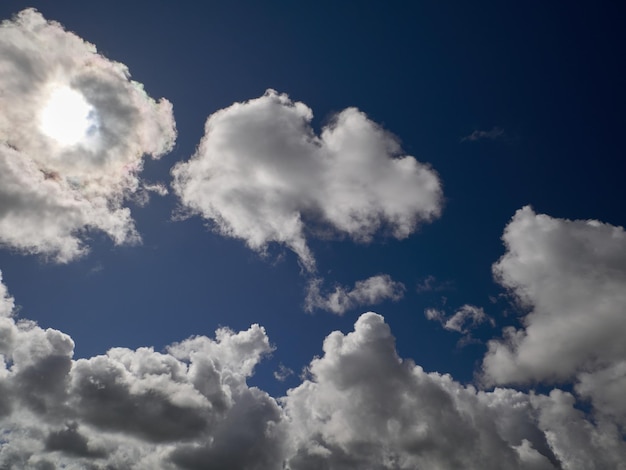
[40,86,98,147]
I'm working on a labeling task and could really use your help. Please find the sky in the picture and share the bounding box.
[0,1,625,469]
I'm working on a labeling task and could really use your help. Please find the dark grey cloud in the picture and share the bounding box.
[70,354,210,442]
[45,423,106,458]
[0,274,282,468]
[169,388,286,470]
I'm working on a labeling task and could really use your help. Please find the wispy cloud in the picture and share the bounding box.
[461,126,505,142]
[274,363,294,382]
[305,274,406,315]
[425,304,495,346]
[416,275,453,293]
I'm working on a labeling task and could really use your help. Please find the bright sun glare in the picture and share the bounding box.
[40,86,97,146]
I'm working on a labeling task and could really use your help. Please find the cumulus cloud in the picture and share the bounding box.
[305,274,405,315]
[461,126,505,142]
[282,312,626,469]
[530,389,626,469]
[172,90,442,272]
[575,361,626,430]
[482,206,626,385]
[0,270,284,469]
[1,272,623,468]
[0,9,176,262]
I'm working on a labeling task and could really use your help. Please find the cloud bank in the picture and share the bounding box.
[0,9,176,261]
[0,271,284,469]
[172,90,442,272]
[1,272,624,469]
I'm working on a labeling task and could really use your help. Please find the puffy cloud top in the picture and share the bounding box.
[1,272,625,469]
[172,90,442,271]
[282,312,622,469]
[482,206,626,385]
[0,9,176,261]
[0,270,284,468]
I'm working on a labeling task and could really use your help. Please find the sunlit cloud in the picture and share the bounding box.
[0,5,622,470]
[0,9,176,261]
[39,86,99,147]
[172,90,439,313]
[172,90,442,273]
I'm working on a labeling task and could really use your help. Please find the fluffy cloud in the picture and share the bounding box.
[0,271,284,469]
[530,389,626,470]
[305,274,405,315]
[0,271,14,317]
[283,313,525,469]
[575,361,626,430]
[1,272,623,469]
[282,312,625,469]
[482,206,626,385]
[172,90,442,272]
[0,9,176,262]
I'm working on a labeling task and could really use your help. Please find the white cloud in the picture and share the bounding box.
[444,304,493,333]
[482,206,626,385]
[1,272,624,468]
[424,307,445,322]
[274,364,294,382]
[305,274,405,315]
[0,271,14,318]
[172,90,442,272]
[282,313,569,469]
[0,9,176,262]
[575,361,626,430]
[133,182,170,207]
[530,389,626,470]
[424,304,494,341]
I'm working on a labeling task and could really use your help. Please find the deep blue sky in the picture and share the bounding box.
[0,0,624,399]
